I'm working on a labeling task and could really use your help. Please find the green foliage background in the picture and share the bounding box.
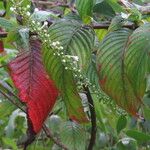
[0,0,150,150]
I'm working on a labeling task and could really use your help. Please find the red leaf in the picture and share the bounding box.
[9,39,59,133]
[0,40,4,53]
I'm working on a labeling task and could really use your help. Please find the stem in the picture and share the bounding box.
[0,88,26,112]
[42,124,68,150]
[0,31,8,38]
[32,1,69,8]
[84,86,97,150]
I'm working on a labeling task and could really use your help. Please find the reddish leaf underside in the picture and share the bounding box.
[9,39,59,133]
[0,28,4,53]
[0,40,4,53]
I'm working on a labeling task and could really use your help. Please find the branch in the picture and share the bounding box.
[0,31,8,38]
[42,124,69,150]
[92,22,138,30]
[32,1,69,8]
[83,86,97,150]
[120,0,150,14]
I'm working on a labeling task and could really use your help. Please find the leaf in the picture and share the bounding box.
[124,24,150,100]
[95,29,108,41]
[97,29,141,115]
[76,0,96,19]
[106,0,123,13]
[97,23,150,116]
[126,130,150,143]
[0,40,4,53]
[9,38,59,133]
[0,17,14,30]
[93,1,115,17]
[60,121,86,150]
[116,115,127,134]
[2,137,18,150]
[43,20,94,122]
[31,10,58,22]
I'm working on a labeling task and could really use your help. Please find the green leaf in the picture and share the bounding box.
[97,23,150,116]
[2,137,18,150]
[76,0,96,19]
[124,24,150,100]
[116,115,127,134]
[126,130,150,143]
[60,121,86,150]
[43,20,94,122]
[106,0,124,13]
[95,29,108,41]
[0,17,14,30]
[93,1,115,17]
[97,29,140,115]
[6,27,29,50]
[31,10,58,22]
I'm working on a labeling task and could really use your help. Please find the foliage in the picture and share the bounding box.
[0,0,150,150]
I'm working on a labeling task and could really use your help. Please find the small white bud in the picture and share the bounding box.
[52,42,57,47]
[34,8,39,12]
[72,56,79,61]
[37,22,41,26]
[56,41,60,45]
[32,20,35,24]
[10,7,15,11]
[65,67,68,70]
[62,59,66,63]
[26,12,31,16]
[59,46,63,50]
[27,5,30,9]
[43,21,48,26]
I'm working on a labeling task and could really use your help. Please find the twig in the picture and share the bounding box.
[92,22,138,30]
[0,86,26,113]
[32,1,69,8]
[83,86,97,150]
[42,124,68,150]
[119,0,150,14]
[0,31,8,38]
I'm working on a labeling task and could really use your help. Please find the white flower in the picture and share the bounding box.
[10,7,15,11]
[62,59,66,63]
[72,56,79,61]
[43,21,48,26]
[26,12,31,16]
[32,20,35,24]
[59,46,63,50]
[27,5,30,9]
[34,8,39,12]
[56,41,60,45]
[37,22,41,26]
[51,42,57,47]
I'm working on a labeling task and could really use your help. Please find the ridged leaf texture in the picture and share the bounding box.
[43,20,95,122]
[60,121,86,150]
[97,24,150,115]
[9,38,59,133]
[97,27,144,116]
[76,0,95,18]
